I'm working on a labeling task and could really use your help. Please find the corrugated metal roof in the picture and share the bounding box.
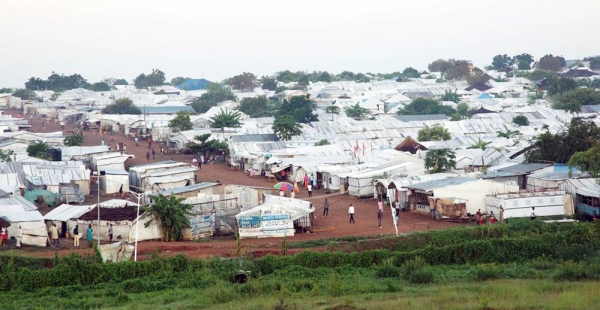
[393,114,449,122]
[498,163,552,174]
[230,134,279,143]
[160,182,220,196]
[402,177,477,192]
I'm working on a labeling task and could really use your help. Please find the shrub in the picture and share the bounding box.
[473,263,501,281]
[408,267,435,284]
[400,257,428,279]
[375,265,401,278]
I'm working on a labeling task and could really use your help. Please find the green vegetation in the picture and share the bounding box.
[526,118,600,163]
[314,139,331,146]
[187,133,229,156]
[26,141,49,160]
[102,98,141,115]
[191,83,236,113]
[417,124,451,142]
[325,105,340,120]
[63,134,84,147]
[25,72,88,91]
[424,148,456,172]
[512,115,529,126]
[536,54,566,72]
[0,149,14,162]
[224,72,257,91]
[1,221,599,309]
[143,194,194,242]
[11,89,37,100]
[278,95,317,123]
[134,68,166,89]
[168,111,193,132]
[210,109,242,129]
[552,88,600,113]
[398,97,455,116]
[344,103,370,120]
[237,96,272,118]
[273,115,302,141]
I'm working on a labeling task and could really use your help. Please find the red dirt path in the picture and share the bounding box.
[2,109,463,259]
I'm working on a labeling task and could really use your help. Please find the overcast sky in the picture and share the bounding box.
[2,0,600,87]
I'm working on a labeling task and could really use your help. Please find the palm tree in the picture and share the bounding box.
[344,103,370,120]
[496,125,522,139]
[210,109,242,129]
[326,105,340,121]
[467,138,492,167]
[141,194,194,242]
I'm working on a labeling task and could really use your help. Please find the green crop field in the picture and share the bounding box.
[1,219,600,309]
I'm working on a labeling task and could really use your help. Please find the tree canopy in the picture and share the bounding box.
[102,98,141,115]
[169,111,193,132]
[398,98,455,116]
[142,194,194,242]
[170,77,190,86]
[568,144,600,178]
[261,76,278,91]
[552,88,600,113]
[187,133,229,155]
[190,83,236,114]
[536,54,566,72]
[547,77,578,96]
[491,54,514,71]
[441,90,460,103]
[514,53,534,70]
[237,96,272,118]
[88,82,111,92]
[525,118,600,163]
[225,72,257,91]
[417,124,451,142]
[344,103,370,120]
[278,95,317,123]
[427,59,470,80]
[113,79,129,86]
[12,89,37,100]
[25,72,88,91]
[64,134,84,147]
[134,69,166,89]
[273,115,302,141]
[424,148,456,173]
[27,141,49,160]
[210,109,242,129]
[0,150,14,162]
[326,105,340,121]
[402,67,420,78]
[512,115,529,126]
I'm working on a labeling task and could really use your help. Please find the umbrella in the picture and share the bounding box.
[274,182,294,192]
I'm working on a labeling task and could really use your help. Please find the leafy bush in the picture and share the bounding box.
[375,265,401,278]
[408,268,435,284]
[473,263,501,281]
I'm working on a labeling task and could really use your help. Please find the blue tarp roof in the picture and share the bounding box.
[177,79,212,90]
[475,93,494,99]
[143,106,194,114]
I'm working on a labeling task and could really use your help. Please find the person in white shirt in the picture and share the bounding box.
[279,190,285,197]
[348,204,355,224]
[307,184,313,197]
[16,226,23,248]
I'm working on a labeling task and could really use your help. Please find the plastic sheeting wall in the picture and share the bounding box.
[101,175,129,194]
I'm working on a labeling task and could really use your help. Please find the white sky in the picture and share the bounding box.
[2,0,600,87]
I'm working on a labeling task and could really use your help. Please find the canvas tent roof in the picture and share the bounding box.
[43,204,96,222]
[402,177,477,193]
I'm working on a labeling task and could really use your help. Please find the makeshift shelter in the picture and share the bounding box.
[235,196,313,239]
[100,170,129,195]
[0,196,46,247]
[395,136,428,154]
[91,153,133,171]
[24,189,60,207]
[77,200,161,243]
[43,204,96,237]
[59,183,85,204]
[341,161,424,198]
[486,191,570,219]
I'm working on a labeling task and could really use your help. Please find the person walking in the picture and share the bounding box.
[148,138,152,149]
[303,174,309,188]
[60,121,65,130]
[160,145,164,158]
[73,225,80,247]
[123,144,127,153]
[476,209,483,225]
[323,199,330,217]
[395,201,400,220]
[530,207,536,220]
[108,224,113,243]
[50,224,59,246]
[377,200,384,228]
[499,206,504,223]
[86,225,94,248]
[307,183,313,197]
[348,204,355,224]
[16,226,23,248]
[1,226,7,247]
[101,139,105,146]
[110,129,115,142]
[200,154,204,165]
[119,184,124,199]
[146,151,150,162]
[151,148,156,160]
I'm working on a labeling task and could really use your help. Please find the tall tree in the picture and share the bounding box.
[552,88,600,113]
[261,76,278,91]
[237,96,271,118]
[273,115,302,141]
[456,102,469,117]
[25,72,88,91]
[169,111,193,132]
[134,69,166,88]
[547,77,578,96]
[536,54,566,72]
[568,144,600,178]
[278,95,317,123]
[64,134,84,147]
[190,83,236,113]
[514,53,534,70]
[318,71,332,82]
[417,124,451,141]
[326,105,340,121]
[344,103,370,120]
[89,82,111,92]
[226,72,257,91]
[428,59,453,72]
[210,109,242,129]
[26,141,49,160]
[525,118,600,163]
[113,79,129,86]
[424,148,456,173]
[171,77,191,86]
[465,70,491,86]
[399,98,455,116]
[12,89,37,100]
[142,194,194,242]
[491,54,514,70]
[402,67,420,78]
[102,98,141,114]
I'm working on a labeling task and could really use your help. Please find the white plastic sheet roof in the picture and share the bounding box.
[43,204,96,222]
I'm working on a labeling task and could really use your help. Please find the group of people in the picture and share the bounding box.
[0,225,22,248]
[47,224,114,248]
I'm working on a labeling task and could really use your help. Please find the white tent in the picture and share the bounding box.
[235,196,313,239]
[43,203,96,237]
[0,208,47,246]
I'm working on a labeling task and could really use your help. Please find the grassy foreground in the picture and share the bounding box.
[1,220,599,309]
